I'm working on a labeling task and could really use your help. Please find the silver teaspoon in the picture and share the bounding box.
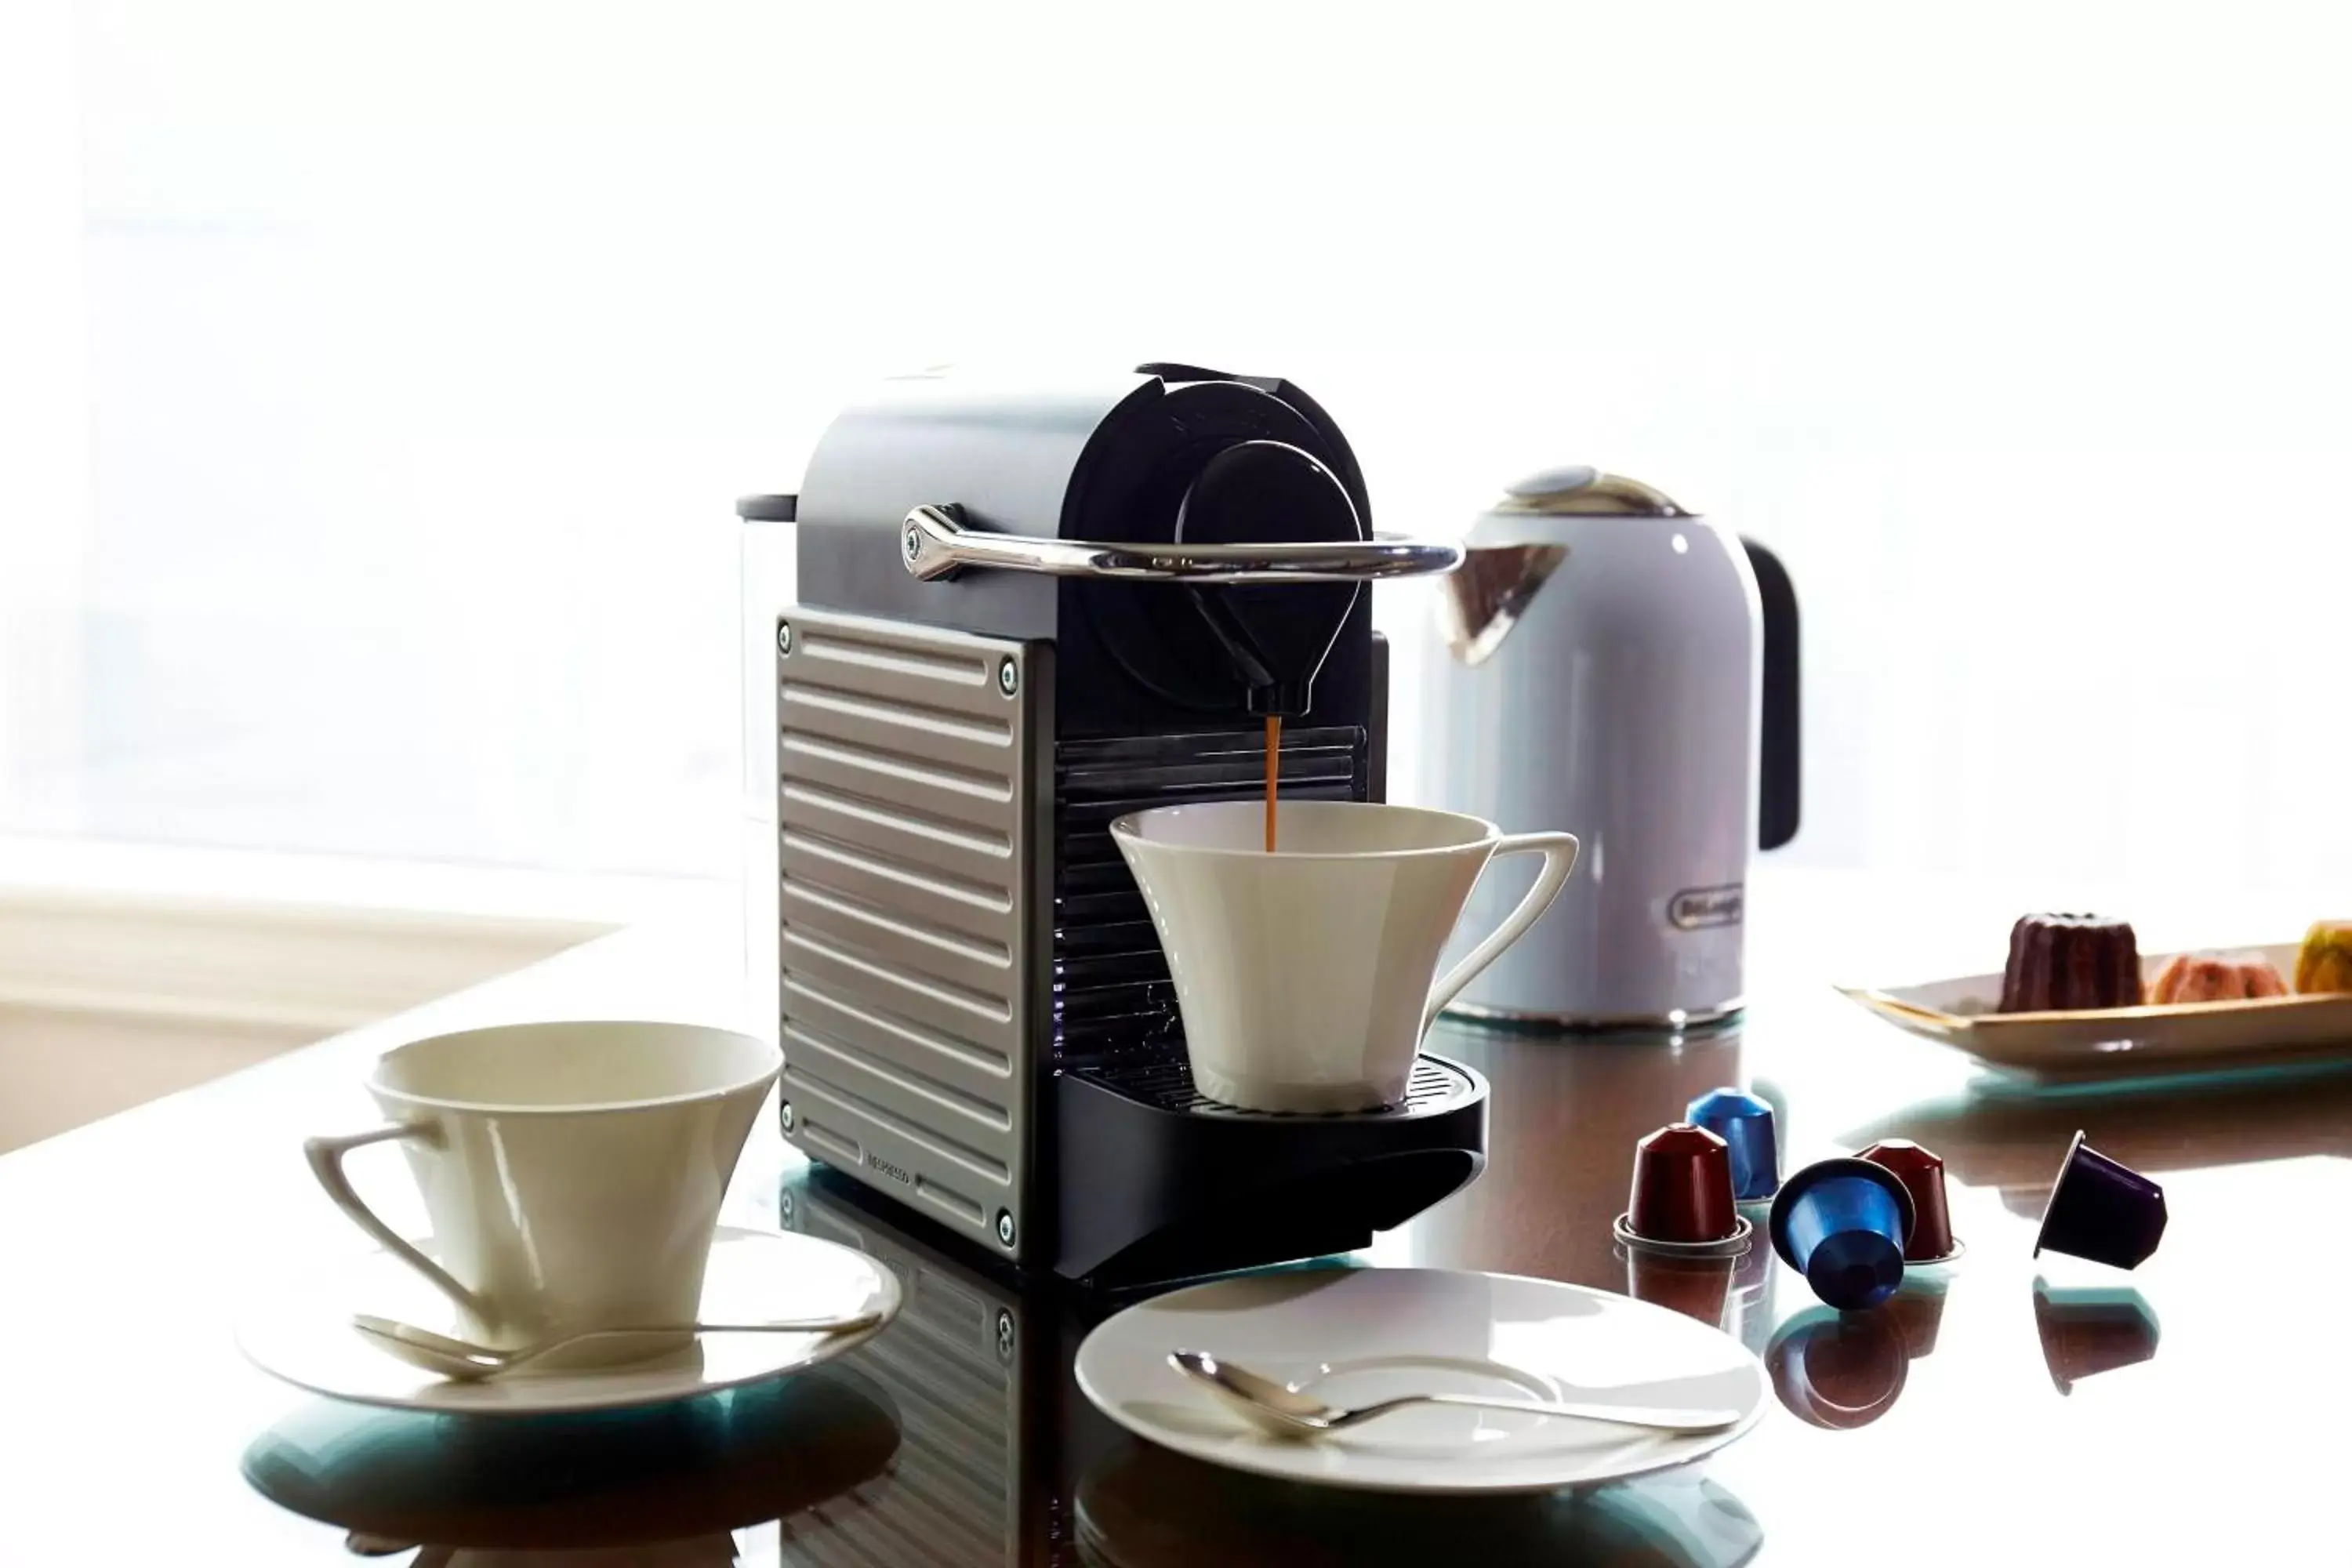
[354,1309,885,1381]
[1169,1349,1742,1436]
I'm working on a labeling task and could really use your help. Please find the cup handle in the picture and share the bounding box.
[1423,831,1581,1035]
[303,1123,494,1327]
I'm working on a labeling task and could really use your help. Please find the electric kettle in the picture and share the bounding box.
[1426,466,1798,1029]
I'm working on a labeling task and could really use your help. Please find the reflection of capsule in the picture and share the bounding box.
[1766,1307,1907,1429]
[1882,1276,1950,1359]
[2033,1278,2160,1395]
[1621,1243,1736,1327]
[1728,1236,1777,1359]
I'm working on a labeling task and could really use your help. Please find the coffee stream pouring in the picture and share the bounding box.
[1173,438,1366,851]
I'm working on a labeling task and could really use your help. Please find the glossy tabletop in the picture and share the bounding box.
[2,873,2344,1564]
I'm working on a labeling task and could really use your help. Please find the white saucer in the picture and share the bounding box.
[1075,1266,1767,1495]
[238,1226,900,1415]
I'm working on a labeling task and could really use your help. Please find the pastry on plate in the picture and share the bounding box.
[2295,921,2352,995]
[1999,913,2143,1013]
[2147,951,2287,1004]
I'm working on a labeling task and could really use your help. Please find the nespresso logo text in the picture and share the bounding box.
[1669,884,1745,930]
[865,1151,913,1185]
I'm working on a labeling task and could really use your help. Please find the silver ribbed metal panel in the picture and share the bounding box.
[775,607,1040,1258]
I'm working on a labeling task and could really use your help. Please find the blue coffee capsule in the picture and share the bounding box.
[1769,1157,1916,1312]
[1686,1087,1780,1200]
[2034,1131,2167,1270]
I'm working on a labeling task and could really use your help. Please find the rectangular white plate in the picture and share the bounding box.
[1839,942,2352,1077]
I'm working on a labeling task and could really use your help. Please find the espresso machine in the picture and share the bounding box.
[739,365,1488,1287]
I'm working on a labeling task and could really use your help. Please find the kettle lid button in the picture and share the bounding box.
[1501,466,1687,517]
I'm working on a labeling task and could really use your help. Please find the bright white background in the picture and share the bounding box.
[7,2,2352,898]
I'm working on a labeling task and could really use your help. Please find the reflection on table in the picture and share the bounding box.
[778,1166,1763,1567]
[241,1366,899,1563]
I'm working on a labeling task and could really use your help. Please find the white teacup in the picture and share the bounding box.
[1112,800,1579,1112]
[303,1020,781,1354]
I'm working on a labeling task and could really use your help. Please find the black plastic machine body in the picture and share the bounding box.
[741,365,1488,1286]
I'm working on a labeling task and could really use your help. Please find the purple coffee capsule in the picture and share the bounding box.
[2034,1131,2167,1270]
[1769,1157,1915,1312]
[1686,1087,1780,1200]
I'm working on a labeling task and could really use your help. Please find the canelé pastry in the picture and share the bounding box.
[2295,921,2352,994]
[1999,913,2143,1012]
[2147,951,2287,1004]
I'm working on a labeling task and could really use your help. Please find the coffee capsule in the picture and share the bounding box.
[1685,1088,1780,1200]
[1613,1123,1753,1254]
[2032,1278,2161,1394]
[2034,1131,2167,1269]
[1766,1307,1908,1428]
[1769,1157,1915,1311]
[1621,1243,1737,1327]
[1856,1138,1962,1263]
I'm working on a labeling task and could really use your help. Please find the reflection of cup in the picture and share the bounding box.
[1113,802,1577,1112]
[241,1367,898,1558]
[1766,1308,1908,1429]
[302,1022,780,1351]
[2033,1278,2160,1394]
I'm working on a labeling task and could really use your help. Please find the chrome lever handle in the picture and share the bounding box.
[899,505,1463,585]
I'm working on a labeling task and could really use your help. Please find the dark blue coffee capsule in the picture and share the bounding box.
[2034,1131,2167,1270]
[1769,1157,1915,1312]
[1686,1087,1780,1200]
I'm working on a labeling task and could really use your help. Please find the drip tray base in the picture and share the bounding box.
[1054,1052,1488,1287]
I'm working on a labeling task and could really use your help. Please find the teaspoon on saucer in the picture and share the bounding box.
[354,1309,886,1381]
[1169,1349,1744,1436]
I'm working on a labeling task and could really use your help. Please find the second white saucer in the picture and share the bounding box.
[1076,1266,1766,1494]
[238,1225,900,1415]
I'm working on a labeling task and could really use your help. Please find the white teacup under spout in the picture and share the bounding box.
[1112,801,1577,1113]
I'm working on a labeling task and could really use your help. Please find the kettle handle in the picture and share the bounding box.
[899,505,1463,586]
[1743,538,1801,851]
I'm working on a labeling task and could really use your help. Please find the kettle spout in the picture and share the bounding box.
[1437,543,1568,666]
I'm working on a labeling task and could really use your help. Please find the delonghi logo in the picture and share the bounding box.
[1669,884,1745,930]
[865,1151,913,1185]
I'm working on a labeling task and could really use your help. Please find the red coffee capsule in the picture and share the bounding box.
[1857,1138,1962,1263]
[1627,1123,1740,1244]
